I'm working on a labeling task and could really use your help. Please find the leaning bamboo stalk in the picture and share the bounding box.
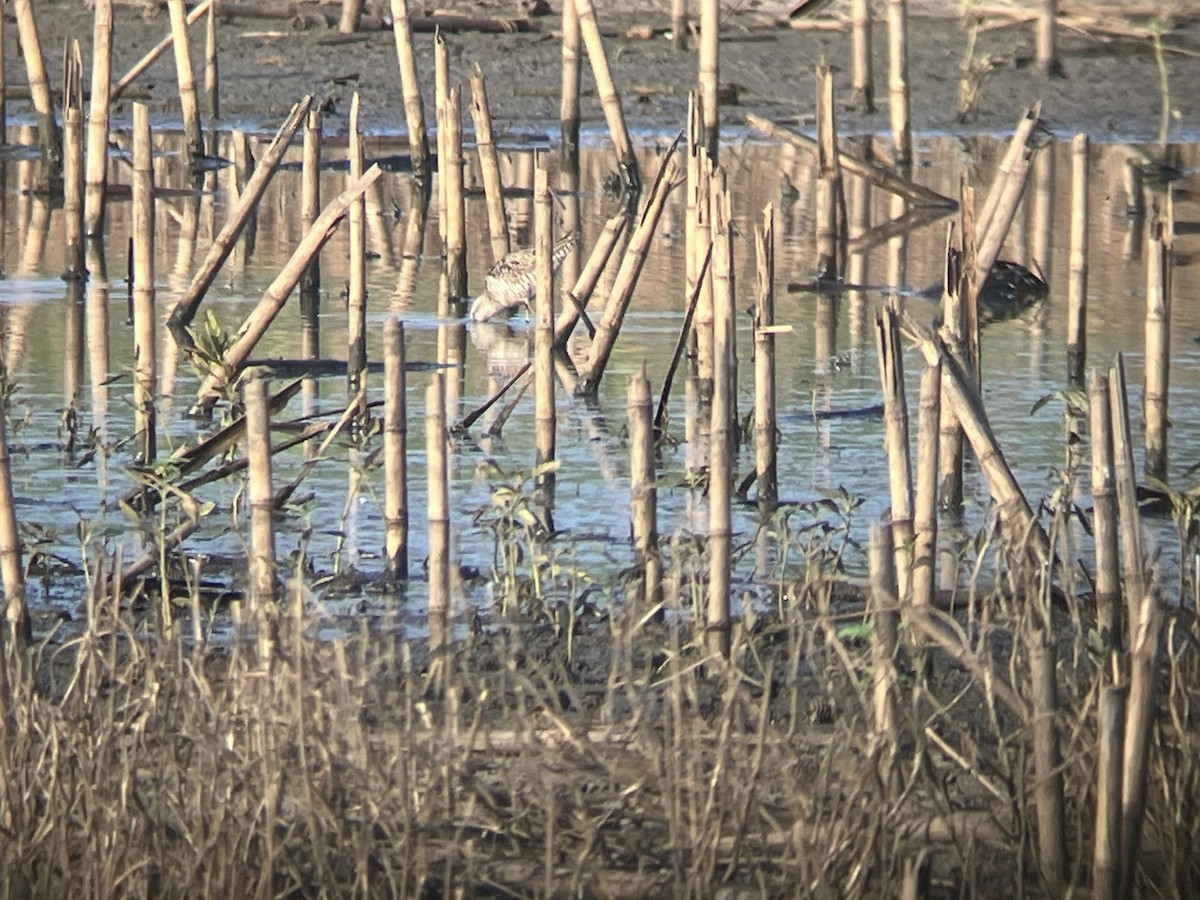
[166,0,205,162]
[300,108,322,300]
[1088,368,1121,651]
[912,357,941,611]
[699,0,719,161]
[1142,218,1170,481]
[347,93,367,391]
[868,522,899,786]
[745,114,956,209]
[1118,592,1165,900]
[0,360,28,647]
[554,212,627,345]
[1029,625,1067,895]
[84,0,113,236]
[205,4,219,119]
[444,85,468,303]
[628,364,660,608]
[754,204,777,509]
[244,373,278,664]
[706,164,733,661]
[976,143,1037,289]
[533,163,556,492]
[560,0,582,171]
[851,0,875,112]
[13,0,58,174]
[167,97,312,337]
[1108,354,1146,615]
[977,104,1042,236]
[384,317,409,579]
[571,0,641,190]
[390,0,431,183]
[577,155,678,395]
[1093,684,1127,900]
[425,373,450,651]
[469,65,510,262]
[1067,133,1089,385]
[877,308,914,600]
[194,165,384,411]
[112,0,215,101]
[132,103,157,466]
[62,44,85,278]
[886,0,911,169]
[1036,0,1059,76]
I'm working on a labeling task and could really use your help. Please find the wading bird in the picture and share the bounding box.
[468,231,581,323]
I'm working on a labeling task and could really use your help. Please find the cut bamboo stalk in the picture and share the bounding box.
[976,148,1036,291]
[434,29,448,247]
[444,85,467,304]
[868,522,899,789]
[340,0,365,34]
[132,103,157,466]
[851,0,875,112]
[0,359,28,647]
[754,204,777,509]
[425,373,450,651]
[62,43,84,279]
[1123,161,1144,220]
[1036,0,1060,76]
[166,0,205,163]
[978,104,1042,238]
[672,0,688,51]
[347,93,367,391]
[554,211,627,346]
[0,3,6,147]
[577,155,678,395]
[707,163,733,662]
[84,0,113,237]
[13,0,59,180]
[1067,133,1089,385]
[560,0,582,171]
[1117,592,1165,900]
[846,137,871,349]
[390,0,431,183]
[745,114,956,209]
[1092,684,1127,900]
[876,307,914,600]
[205,3,219,120]
[699,0,719,161]
[886,0,911,169]
[570,0,641,191]
[469,65,510,263]
[168,97,312,338]
[1028,625,1067,895]
[384,317,409,579]
[814,60,842,280]
[533,161,556,493]
[690,100,714,388]
[112,0,215,102]
[300,108,322,301]
[912,357,941,612]
[628,363,660,609]
[194,165,384,411]
[1142,218,1171,481]
[244,373,278,664]
[1088,368,1120,652]
[1108,354,1146,616]
[939,219,967,514]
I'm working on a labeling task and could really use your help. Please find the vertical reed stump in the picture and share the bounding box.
[1036,0,1060,76]
[340,0,365,34]
[0,360,28,647]
[912,357,940,612]
[205,4,219,120]
[876,307,913,600]
[470,65,510,262]
[384,318,409,579]
[687,98,714,388]
[814,60,842,280]
[699,0,719,161]
[300,109,322,302]
[1087,368,1120,650]
[390,0,431,184]
[1067,133,1089,385]
[560,0,582,172]
[754,204,777,509]
[347,93,367,392]
[706,166,733,661]
[444,85,468,305]
[13,0,59,184]
[425,374,450,651]
[166,0,205,163]
[1108,355,1146,612]
[1092,684,1127,900]
[533,162,556,495]
[886,0,911,169]
[851,0,875,113]
[244,373,278,665]
[868,522,899,791]
[672,0,688,51]
[1142,217,1171,481]
[1029,625,1067,894]
[84,0,113,236]
[628,364,660,608]
[0,4,6,147]
[132,104,157,465]
[62,45,85,279]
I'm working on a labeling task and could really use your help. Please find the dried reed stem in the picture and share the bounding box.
[555,212,627,346]
[205,4,219,119]
[347,93,367,391]
[84,0,113,237]
[672,0,689,51]
[469,65,510,262]
[0,361,27,647]
[62,44,84,278]
[912,357,941,611]
[390,0,431,183]
[814,60,842,279]
[425,373,450,651]
[444,85,468,303]
[876,308,913,600]
[1029,626,1067,894]
[868,522,899,788]
[707,164,733,661]
[340,0,365,34]
[628,364,660,608]
[1107,354,1146,613]
[1036,0,1059,76]
[1142,218,1171,481]
[166,0,205,162]
[1067,133,1089,384]
[0,5,6,147]
[243,373,278,664]
[886,0,911,168]
[754,204,777,509]
[689,100,714,386]
[384,317,409,579]
[13,0,58,177]
[851,0,874,112]
[699,0,719,160]
[1093,684,1127,900]
[533,162,556,492]
[132,103,157,466]
[1087,368,1120,650]
[112,0,215,101]
[560,0,581,171]
[571,0,640,190]
[300,109,322,301]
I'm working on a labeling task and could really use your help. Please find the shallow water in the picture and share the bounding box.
[3,123,1198,632]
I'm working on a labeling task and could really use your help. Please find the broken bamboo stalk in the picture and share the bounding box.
[1142,216,1171,481]
[84,0,113,237]
[912,356,941,612]
[166,0,205,162]
[851,0,875,112]
[384,317,409,579]
[469,64,510,263]
[628,363,661,609]
[1108,354,1146,614]
[886,0,912,169]
[112,0,216,102]
[390,0,432,183]
[868,522,900,787]
[533,161,556,495]
[814,60,842,280]
[13,0,58,181]
[560,0,581,172]
[707,163,733,662]
[347,92,367,391]
[1067,133,1089,385]
[754,204,777,509]
[554,212,627,346]
[243,372,278,665]
[699,0,719,161]
[425,373,450,651]
[300,108,322,302]
[444,84,467,304]
[1088,368,1120,652]
[132,103,157,466]
[877,307,914,601]
[62,44,84,278]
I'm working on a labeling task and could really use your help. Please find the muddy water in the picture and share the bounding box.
[2,124,1198,630]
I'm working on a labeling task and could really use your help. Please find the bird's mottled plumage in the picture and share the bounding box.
[469,231,581,323]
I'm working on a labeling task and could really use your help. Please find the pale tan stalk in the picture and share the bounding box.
[132,104,157,465]
[84,0,113,236]
[469,65,510,262]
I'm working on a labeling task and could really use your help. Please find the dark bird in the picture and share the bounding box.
[468,231,581,323]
